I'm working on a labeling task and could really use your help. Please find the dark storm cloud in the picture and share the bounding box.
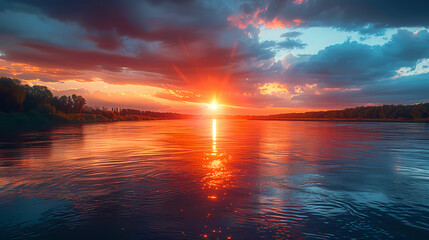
[252,40,277,60]
[284,29,429,88]
[280,31,302,38]
[277,38,307,49]
[0,0,276,90]
[1,0,232,46]
[239,0,429,34]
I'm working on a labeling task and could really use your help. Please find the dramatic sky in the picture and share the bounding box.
[0,0,428,114]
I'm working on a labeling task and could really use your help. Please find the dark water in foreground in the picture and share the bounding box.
[1,120,429,239]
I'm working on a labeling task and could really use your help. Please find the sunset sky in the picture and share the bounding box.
[0,0,428,114]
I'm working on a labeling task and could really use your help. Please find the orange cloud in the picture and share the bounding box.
[293,19,303,24]
[259,82,289,96]
[0,60,85,82]
[156,89,202,102]
[292,0,308,4]
[262,17,286,29]
[227,7,303,30]
[323,88,341,91]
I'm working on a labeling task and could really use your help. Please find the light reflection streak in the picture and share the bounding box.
[201,119,234,239]
[202,119,231,191]
[202,119,232,191]
[212,119,216,152]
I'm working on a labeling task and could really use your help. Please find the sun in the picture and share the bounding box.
[210,103,219,110]
[209,100,219,110]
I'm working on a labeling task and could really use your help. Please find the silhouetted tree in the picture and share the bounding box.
[24,85,53,111]
[0,76,86,114]
[269,103,429,121]
[72,94,86,113]
[0,77,26,112]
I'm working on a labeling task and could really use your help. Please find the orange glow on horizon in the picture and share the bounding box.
[0,58,328,115]
[212,119,216,141]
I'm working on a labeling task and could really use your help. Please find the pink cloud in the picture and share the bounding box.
[227,7,303,30]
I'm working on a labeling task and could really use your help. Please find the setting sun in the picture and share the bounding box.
[209,100,219,110]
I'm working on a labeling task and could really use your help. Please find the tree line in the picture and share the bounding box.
[268,104,429,121]
[0,77,86,114]
[85,107,194,120]
[0,76,193,120]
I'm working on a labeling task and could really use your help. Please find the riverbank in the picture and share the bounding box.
[0,111,155,131]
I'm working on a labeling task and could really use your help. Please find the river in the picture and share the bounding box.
[1,119,429,239]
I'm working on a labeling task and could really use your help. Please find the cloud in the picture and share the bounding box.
[282,29,429,88]
[277,38,307,49]
[233,0,429,34]
[291,73,429,108]
[2,0,234,45]
[249,29,429,109]
[280,31,302,38]
[0,10,92,49]
[154,89,202,103]
[0,0,277,93]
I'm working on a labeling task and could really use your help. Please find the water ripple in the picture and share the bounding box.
[0,120,428,239]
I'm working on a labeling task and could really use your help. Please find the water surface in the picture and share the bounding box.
[1,119,429,239]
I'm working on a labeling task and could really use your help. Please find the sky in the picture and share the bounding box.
[0,0,428,115]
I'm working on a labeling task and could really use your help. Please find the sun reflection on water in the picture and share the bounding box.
[201,119,235,239]
[202,119,232,191]
[212,119,216,152]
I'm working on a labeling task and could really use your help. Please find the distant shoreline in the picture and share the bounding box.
[247,117,429,123]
